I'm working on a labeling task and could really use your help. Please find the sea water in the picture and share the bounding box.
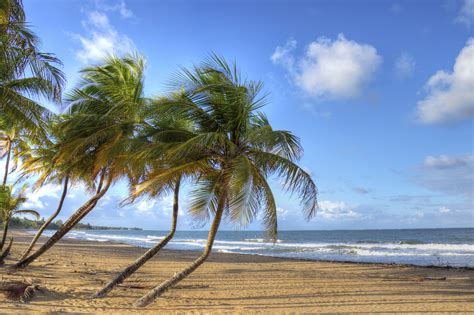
[40,228,474,267]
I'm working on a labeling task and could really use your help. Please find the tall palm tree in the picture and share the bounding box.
[134,55,318,307]
[93,99,195,298]
[0,0,65,136]
[0,184,40,253]
[14,54,148,268]
[17,117,77,260]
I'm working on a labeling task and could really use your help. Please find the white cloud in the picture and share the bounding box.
[66,183,87,199]
[93,0,134,19]
[424,154,470,168]
[159,195,174,216]
[134,194,181,217]
[416,38,474,124]
[23,184,63,209]
[271,34,382,100]
[415,154,474,197]
[455,0,474,28]
[276,207,288,218]
[270,39,296,70]
[106,0,134,19]
[135,199,157,215]
[394,53,415,77]
[318,200,359,219]
[73,10,135,64]
[87,11,109,28]
[438,206,451,214]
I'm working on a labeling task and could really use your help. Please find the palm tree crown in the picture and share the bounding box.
[59,54,148,185]
[0,0,65,135]
[138,54,318,240]
[0,184,40,251]
[13,54,150,269]
[0,185,38,221]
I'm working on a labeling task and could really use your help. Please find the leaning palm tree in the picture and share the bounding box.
[0,0,65,135]
[14,54,148,268]
[17,118,76,260]
[0,185,40,253]
[134,55,318,307]
[93,100,195,298]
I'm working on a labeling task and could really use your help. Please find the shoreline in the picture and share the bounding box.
[1,230,473,313]
[76,238,474,271]
[28,228,474,271]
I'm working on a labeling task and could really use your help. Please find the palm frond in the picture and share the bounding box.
[249,150,318,220]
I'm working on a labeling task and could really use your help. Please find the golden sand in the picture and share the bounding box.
[0,231,473,314]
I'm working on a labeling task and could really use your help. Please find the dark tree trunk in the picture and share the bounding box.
[93,178,181,298]
[19,176,70,261]
[134,190,226,307]
[2,140,11,186]
[0,217,10,252]
[0,237,13,264]
[13,173,112,269]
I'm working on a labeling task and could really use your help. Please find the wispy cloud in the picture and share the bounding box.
[271,38,297,71]
[413,154,474,197]
[23,184,63,210]
[415,38,474,124]
[455,0,474,28]
[271,34,382,101]
[101,0,134,19]
[277,207,288,219]
[133,194,182,218]
[353,186,370,194]
[394,53,415,78]
[438,206,451,214]
[135,198,157,216]
[72,8,135,64]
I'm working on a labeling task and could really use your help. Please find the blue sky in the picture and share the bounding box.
[11,0,473,230]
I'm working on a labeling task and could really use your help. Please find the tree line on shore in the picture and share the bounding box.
[0,0,318,307]
[7,217,142,230]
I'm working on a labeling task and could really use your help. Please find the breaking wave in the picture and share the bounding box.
[39,229,474,267]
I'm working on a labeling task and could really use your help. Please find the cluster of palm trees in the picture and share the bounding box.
[0,0,318,307]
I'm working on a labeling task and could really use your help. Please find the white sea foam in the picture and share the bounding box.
[37,229,474,267]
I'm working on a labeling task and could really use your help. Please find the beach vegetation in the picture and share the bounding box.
[0,1,318,308]
[133,55,318,306]
[0,185,39,258]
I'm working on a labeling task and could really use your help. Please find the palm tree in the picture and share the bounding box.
[0,185,40,254]
[17,118,75,260]
[134,55,318,307]
[93,99,195,298]
[0,0,65,135]
[14,54,148,268]
[0,117,31,186]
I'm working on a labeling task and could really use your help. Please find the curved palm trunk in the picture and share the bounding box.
[93,178,181,298]
[13,174,112,269]
[0,237,13,264]
[134,191,226,307]
[0,217,10,252]
[2,140,11,186]
[19,176,70,261]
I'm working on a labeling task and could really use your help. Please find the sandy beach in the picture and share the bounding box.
[0,230,473,314]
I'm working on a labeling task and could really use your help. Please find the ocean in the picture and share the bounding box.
[41,228,474,267]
